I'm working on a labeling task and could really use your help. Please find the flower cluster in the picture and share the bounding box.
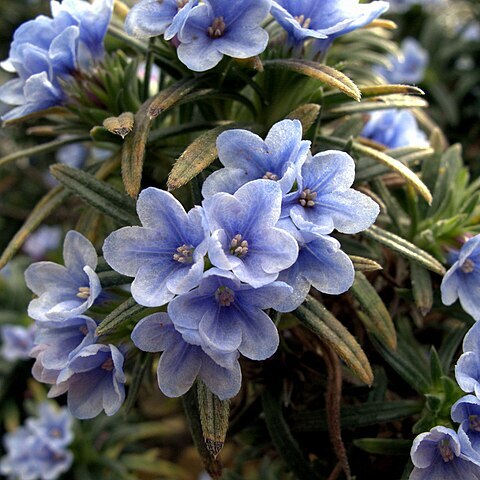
[0,0,113,121]
[0,402,74,480]
[125,0,389,71]
[410,321,480,479]
[25,231,126,419]
[104,119,379,399]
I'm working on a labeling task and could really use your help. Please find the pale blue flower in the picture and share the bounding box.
[168,269,292,360]
[26,403,74,451]
[25,231,101,323]
[203,179,298,287]
[22,225,62,260]
[0,0,113,121]
[103,187,208,307]
[452,395,480,464]
[441,235,480,321]
[177,0,271,72]
[0,426,73,480]
[0,324,35,361]
[275,218,355,311]
[202,119,310,198]
[31,315,98,386]
[52,343,126,419]
[361,109,429,149]
[132,312,241,399]
[376,37,428,85]
[281,150,379,235]
[271,0,389,53]
[125,0,197,40]
[410,426,480,479]
[455,322,480,396]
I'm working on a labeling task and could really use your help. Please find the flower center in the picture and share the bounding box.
[461,258,475,273]
[439,439,454,463]
[176,0,188,8]
[208,16,226,38]
[263,171,279,181]
[173,244,194,264]
[298,188,317,208]
[79,325,89,335]
[50,428,62,438]
[230,234,249,258]
[77,286,91,299]
[101,357,114,371]
[470,415,480,432]
[294,14,312,29]
[215,286,235,307]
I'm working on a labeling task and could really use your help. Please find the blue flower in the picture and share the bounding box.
[25,231,101,323]
[31,315,98,386]
[132,312,241,399]
[0,426,73,480]
[26,403,74,451]
[0,0,113,121]
[455,322,480,396]
[177,0,271,72]
[410,426,480,479]
[52,343,126,419]
[376,37,428,85]
[271,0,389,53]
[55,140,88,169]
[168,269,292,360]
[281,150,379,235]
[441,235,480,322]
[22,225,62,260]
[275,219,355,311]
[451,395,480,464]
[103,188,208,307]
[361,109,429,149]
[203,179,298,287]
[201,119,310,198]
[0,324,35,361]
[125,0,197,40]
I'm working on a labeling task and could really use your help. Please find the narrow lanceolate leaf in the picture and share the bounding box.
[296,297,374,385]
[290,400,423,432]
[0,186,69,270]
[0,135,89,168]
[167,123,239,191]
[287,103,321,132]
[263,59,361,101]
[360,85,425,97]
[262,389,320,479]
[410,261,433,316]
[362,225,445,276]
[50,164,139,226]
[326,94,427,116]
[123,352,151,415]
[350,272,396,350]
[354,438,412,455]
[122,79,198,198]
[353,143,432,204]
[96,297,147,336]
[197,380,230,458]
[349,255,383,272]
[365,18,397,29]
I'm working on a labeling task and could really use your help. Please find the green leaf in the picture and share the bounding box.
[410,262,433,316]
[0,135,90,168]
[354,438,412,455]
[197,380,230,458]
[0,186,69,270]
[438,323,469,373]
[97,270,131,288]
[96,297,147,336]
[263,59,361,101]
[362,225,445,275]
[286,103,321,133]
[349,255,383,272]
[360,84,425,97]
[350,272,396,349]
[289,400,423,432]
[123,352,152,415]
[147,78,199,118]
[429,347,444,389]
[50,164,139,226]
[296,296,373,385]
[262,389,321,479]
[167,123,249,191]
